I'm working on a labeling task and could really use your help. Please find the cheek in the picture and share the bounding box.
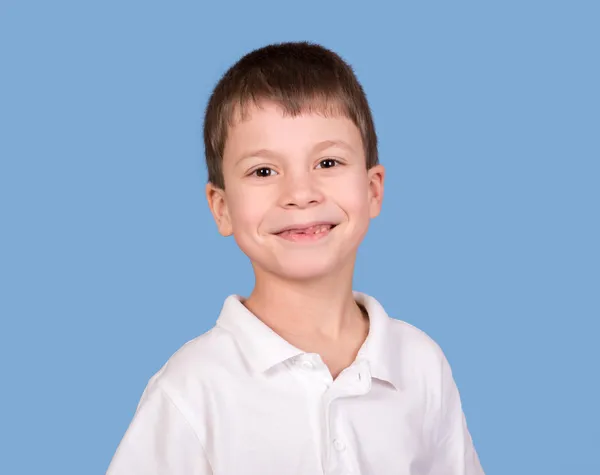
[228,188,270,234]
[336,174,371,217]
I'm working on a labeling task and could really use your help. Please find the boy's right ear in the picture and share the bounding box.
[205,183,233,237]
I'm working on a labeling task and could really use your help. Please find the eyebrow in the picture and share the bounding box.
[235,140,356,166]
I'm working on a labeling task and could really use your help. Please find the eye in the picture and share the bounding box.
[316,158,340,169]
[252,167,278,178]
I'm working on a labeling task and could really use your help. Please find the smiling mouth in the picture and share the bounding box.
[274,223,337,242]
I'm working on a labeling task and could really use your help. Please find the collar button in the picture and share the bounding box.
[300,360,314,370]
[333,439,346,452]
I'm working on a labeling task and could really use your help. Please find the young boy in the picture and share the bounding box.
[107,42,484,475]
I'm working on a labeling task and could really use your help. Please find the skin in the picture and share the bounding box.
[206,100,385,379]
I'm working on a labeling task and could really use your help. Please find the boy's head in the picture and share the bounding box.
[204,42,384,281]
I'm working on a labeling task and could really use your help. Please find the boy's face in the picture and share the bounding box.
[206,101,384,282]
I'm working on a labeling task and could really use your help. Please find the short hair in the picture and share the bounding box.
[203,41,378,189]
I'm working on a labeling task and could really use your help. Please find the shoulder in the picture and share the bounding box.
[377,316,458,412]
[142,324,245,407]
[388,317,445,359]
[382,314,450,386]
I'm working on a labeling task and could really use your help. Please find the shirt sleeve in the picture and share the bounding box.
[429,352,485,475]
[106,379,212,475]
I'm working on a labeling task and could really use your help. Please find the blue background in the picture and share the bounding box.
[1,1,598,473]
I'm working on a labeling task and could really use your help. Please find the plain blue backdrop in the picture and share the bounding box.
[1,1,598,474]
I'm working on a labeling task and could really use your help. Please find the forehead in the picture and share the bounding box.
[223,100,363,160]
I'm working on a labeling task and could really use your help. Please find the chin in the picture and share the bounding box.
[270,254,349,282]
[241,238,358,283]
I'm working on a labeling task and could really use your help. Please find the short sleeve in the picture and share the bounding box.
[106,380,212,475]
[429,352,485,475]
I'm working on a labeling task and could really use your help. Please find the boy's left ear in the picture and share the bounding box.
[367,164,385,218]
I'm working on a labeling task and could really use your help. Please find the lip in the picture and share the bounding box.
[272,221,338,234]
[273,222,338,243]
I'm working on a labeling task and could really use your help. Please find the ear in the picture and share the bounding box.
[367,164,385,218]
[206,183,233,236]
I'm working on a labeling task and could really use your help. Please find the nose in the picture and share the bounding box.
[279,172,324,209]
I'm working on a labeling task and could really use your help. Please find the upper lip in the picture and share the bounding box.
[273,221,338,234]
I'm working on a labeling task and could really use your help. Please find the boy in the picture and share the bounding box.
[107,42,484,475]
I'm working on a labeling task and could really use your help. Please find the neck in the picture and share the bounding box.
[243,259,363,343]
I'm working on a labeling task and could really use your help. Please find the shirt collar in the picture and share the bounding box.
[353,291,403,391]
[215,295,305,373]
[215,292,402,390]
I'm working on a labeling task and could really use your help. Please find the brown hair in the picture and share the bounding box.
[203,41,378,189]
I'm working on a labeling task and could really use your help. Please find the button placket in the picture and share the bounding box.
[322,391,337,473]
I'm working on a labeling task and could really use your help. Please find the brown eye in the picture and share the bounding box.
[317,159,339,169]
[253,167,277,177]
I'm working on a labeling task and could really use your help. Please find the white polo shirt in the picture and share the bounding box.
[107,292,484,475]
